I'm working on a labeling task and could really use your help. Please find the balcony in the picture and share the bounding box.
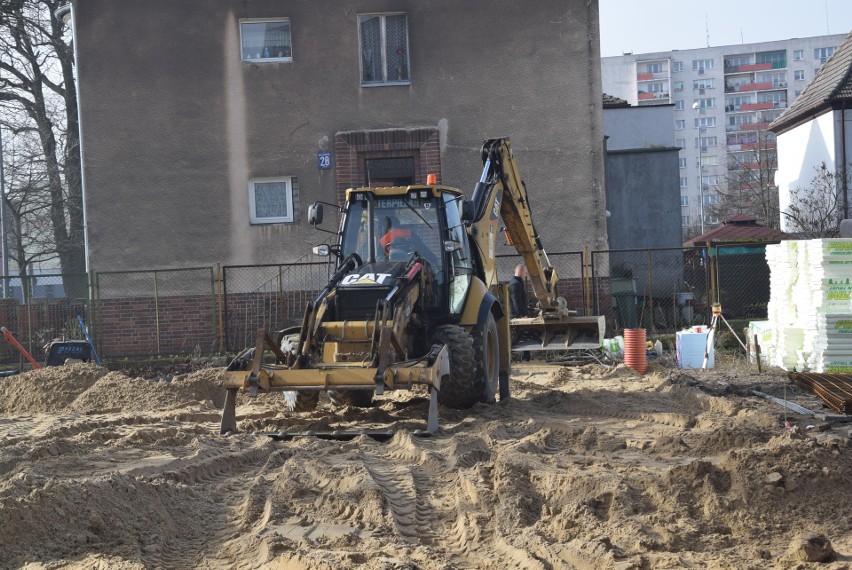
[740,102,775,111]
[739,122,770,131]
[738,63,773,72]
[725,82,774,93]
[637,72,654,81]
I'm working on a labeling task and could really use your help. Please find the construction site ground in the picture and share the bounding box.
[1,356,850,569]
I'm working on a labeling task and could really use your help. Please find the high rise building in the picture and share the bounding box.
[601,34,847,236]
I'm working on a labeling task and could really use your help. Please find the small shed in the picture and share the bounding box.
[683,215,792,319]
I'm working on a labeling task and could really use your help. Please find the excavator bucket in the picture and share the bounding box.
[510,315,605,352]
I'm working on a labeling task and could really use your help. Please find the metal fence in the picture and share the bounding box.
[0,244,774,367]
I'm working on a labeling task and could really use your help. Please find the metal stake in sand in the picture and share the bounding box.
[703,303,747,369]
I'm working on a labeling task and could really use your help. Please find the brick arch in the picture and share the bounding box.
[334,127,441,205]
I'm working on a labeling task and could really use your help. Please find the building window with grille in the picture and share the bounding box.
[359,13,409,85]
[249,177,296,223]
[240,19,292,62]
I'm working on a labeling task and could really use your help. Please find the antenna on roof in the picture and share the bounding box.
[825,0,830,34]
[705,14,710,47]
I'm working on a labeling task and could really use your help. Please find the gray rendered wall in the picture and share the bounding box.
[72,0,607,271]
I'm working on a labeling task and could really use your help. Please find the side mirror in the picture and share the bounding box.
[308,203,324,225]
[312,244,330,257]
[443,240,462,252]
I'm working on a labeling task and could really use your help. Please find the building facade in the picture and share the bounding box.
[70,0,607,273]
[602,34,848,233]
[770,31,852,233]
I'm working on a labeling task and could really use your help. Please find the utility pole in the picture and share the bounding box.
[693,102,706,234]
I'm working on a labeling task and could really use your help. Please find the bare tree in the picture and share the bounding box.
[782,162,843,239]
[709,128,779,228]
[0,0,84,296]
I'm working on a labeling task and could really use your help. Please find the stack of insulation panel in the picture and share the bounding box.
[763,238,852,372]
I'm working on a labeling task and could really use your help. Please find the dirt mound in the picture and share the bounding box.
[1,359,850,569]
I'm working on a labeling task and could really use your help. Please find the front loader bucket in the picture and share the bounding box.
[510,315,605,352]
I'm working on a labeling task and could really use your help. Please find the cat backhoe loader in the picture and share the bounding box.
[219,137,604,435]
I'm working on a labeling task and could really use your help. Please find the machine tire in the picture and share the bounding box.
[431,324,481,409]
[283,391,319,412]
[473,312,500,404]
[328,390,374,408]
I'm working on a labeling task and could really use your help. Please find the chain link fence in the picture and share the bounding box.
[93,267,218,358]
[0,273,90,368]
[0,244,775,366]
[221,261,331,352]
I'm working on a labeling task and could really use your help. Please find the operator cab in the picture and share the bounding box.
[310,186,474,317]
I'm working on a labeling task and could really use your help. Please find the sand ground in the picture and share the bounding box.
[0,356,850,569]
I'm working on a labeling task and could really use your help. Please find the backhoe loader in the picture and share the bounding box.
[219,138,604,435]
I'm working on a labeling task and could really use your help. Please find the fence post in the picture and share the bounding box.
[583,246,592,316]
[153,271,161,355]
[216,263,224,354]
[647,249,655,332]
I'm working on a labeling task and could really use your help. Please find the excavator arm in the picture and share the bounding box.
[466,137,562,313]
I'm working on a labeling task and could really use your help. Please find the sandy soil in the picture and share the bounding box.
[0,357,850,569]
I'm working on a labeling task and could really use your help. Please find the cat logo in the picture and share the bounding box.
[341,273,393,285]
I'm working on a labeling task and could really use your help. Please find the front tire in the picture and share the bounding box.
[431,324,481,409]
[473,313,500,404]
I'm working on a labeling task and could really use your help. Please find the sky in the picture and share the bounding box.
[599,0,852,57]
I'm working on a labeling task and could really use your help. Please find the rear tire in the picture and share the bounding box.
[473,313,500,404]
[328,390,374,408]
[283,391,319,412]
[431,324,481,409]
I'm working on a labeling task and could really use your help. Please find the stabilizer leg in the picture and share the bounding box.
[220,388,238,435]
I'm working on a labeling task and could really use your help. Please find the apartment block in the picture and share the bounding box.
[602,34,847,234]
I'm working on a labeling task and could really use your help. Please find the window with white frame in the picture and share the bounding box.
[645,63,663,74]
[692,58,713,71]
[793,49,804,61]
[794,70,805,81]
[673,81,684,92]
[681,196,689,206]
[249,177,296,223]
[682,215,690,225]
[702,194,719,205]
[728,114,752,127]
[675,100,685,110]
[675,119,686,130]
[814,47,835,62]
[701,175,719,186]
[693,78,714,90]
[693,97,715,109]
[672,61,683,72]
[699,155,719,167]
[698,136,717,148]
[240,19,292,62]
[694,117,716,128]
[679,157,687,168]
[359,13,409,85]
[680,177,688,188]
[676,138,686,149]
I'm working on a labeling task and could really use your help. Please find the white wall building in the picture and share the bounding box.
[602,34,848,232]
[770,31,852,233]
